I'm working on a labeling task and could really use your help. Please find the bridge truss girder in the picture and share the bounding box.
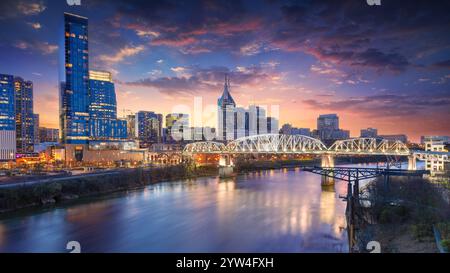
[182,134,411,157]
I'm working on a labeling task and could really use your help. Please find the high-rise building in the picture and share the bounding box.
[317,114,339,132]
[317,114,350,144]
[234,107,249,138]
[14,77,35,153]
[33,114,39,145]
[267,117,279,134]
[279,124,311,136]
[0,74,16,161]
[165,113,189,142]
[248,105,267,136]
[136,111,163,148]
[88,70,127,141]
[360,128,378,138]
[217,75,236,141]
[60,13,90,144]
[38,127,59,143]
[126,114,136,140]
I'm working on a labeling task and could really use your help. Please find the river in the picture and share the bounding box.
[0,167,358,253]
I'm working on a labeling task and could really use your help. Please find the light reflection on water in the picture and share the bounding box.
[0,168,350,253]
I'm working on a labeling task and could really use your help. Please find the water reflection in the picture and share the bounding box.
[0,168,349,253]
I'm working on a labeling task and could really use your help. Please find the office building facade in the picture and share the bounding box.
[88,70,127,141]
[60,13,90,144]
[0,74,16,161]
[317,114,350,144]
[360,128,378,138]
[14,77,35,153]
[136,111,163,147]
[38,127,60,143]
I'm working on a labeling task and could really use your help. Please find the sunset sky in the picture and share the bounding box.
[0,0,449,142]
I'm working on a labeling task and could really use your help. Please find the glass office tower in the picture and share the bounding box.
[88,70,127,141]
[0,74,16,161]
[60,13,90,144]
[14,77,35,153]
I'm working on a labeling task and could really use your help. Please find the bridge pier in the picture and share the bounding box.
[219,154,234,178]
[321,154,335,186]
[408,155,417,171]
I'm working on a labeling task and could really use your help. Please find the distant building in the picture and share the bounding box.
[317,114,349,144]
[248,105,267,136]
[60,13,90,144]
[318,114,339,132]
[279,124,310,137]
[421,136,449,144]
[379,134,408,143]
[88,70,127,141]
[267,117,279,134]
[0,74,16,161]
[424,140,447,172]
[136,111,163,148]
[165,113,189,142]
[38,127,59,143]
[14,77,35,153]
[235,107,249,138]
[360,128,378,138]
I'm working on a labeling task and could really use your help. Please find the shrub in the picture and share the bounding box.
[411,223,433,241]
[441,239,450,251]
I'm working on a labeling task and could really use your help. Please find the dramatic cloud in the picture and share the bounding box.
[0,0,46,19]
[14,40,58,55]
[303,93,450,119]
[124,64,280,96]
[99,45,145,64]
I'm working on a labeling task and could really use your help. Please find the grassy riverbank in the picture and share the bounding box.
[357,176,450,253]
[0,164,218,214]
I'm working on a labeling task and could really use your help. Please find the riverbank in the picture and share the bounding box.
[0,164,218,214]
[355,176,450,253]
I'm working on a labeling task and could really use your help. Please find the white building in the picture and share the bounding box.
[424,140,447,172]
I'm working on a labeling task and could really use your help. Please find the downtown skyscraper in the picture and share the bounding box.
[59,13,90,144]
[217,75,236,141]
[14,77,35,153]
[88,70,127,141]
[0,74,16,161]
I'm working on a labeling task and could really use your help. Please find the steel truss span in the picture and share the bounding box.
[183,141,227,154]
[328,138,410,156]
[226,134,327,154]
[182,134,411,156]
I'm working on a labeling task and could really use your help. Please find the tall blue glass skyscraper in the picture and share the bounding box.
[88,70,127,141]
[60,13,90,144]
[0,74,16,161]
[14,77,35,153]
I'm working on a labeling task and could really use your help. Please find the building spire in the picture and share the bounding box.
[225,73,230,88]
[218,73,235,107]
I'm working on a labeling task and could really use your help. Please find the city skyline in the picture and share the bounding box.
[0,1,449,142]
